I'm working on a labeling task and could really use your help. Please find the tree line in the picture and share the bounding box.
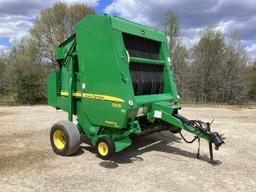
[163,11,256,104]
[0,4,255,105]
[0,3,95,104]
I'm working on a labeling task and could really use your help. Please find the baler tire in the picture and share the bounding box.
[96,136,115,160]
[50,120,81,156]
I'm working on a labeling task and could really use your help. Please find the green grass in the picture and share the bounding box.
[0,95,16,106]
[181,103,256,109]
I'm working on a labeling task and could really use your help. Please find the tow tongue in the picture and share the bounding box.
[211,132,224,150]
[151,102,224,161]
[174,114,224,159]
[176,114,224,149]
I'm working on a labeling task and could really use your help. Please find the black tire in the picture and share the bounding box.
[50,120,80,156]
[96,136,115,160]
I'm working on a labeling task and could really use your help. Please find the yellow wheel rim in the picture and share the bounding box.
[98,142,109,157]
[53,130,66,150]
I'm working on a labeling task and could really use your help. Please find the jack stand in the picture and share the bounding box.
[207,122,214,162]
[197,138,200,159]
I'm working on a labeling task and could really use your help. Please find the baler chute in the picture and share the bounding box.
[48,15,223,160]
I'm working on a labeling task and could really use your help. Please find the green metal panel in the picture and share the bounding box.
[55,35,76,63]
[75,15,131,129]
[47,71,58,107]
[135,94,173,106]
[151,102,209,140]
[110,16,166,42]
[130,57,165,64]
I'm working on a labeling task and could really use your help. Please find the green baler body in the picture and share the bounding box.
[48,15,214,152]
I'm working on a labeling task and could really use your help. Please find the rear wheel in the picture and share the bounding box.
[50,120,80,156]
[96,136,115,160]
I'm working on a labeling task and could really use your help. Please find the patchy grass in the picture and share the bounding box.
[0,95,16,106]
[180,103,256,109]
[0,95,47,106]
[0,112,13,117]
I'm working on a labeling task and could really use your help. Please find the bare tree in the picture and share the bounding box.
[221,31,247,103]
[30,3,95,69]
[162,10,189,101]
[190,27,225,103]
[163,10,180,49]
[247,61,256,101]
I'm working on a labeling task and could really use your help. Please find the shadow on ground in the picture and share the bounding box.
[78,131,222,169]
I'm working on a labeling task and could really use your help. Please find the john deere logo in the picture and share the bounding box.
[141,29,145,35]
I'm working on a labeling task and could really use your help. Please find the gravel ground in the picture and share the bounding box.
[0,105,256,192]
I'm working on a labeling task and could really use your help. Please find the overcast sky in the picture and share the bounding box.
[0,0,255,60]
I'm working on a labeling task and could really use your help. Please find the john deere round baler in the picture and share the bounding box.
[48,14,223,160]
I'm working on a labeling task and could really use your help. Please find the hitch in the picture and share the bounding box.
[207,122,224,160]
[175,114,224,161]
[210,132,224,150]
[151,102,224,161]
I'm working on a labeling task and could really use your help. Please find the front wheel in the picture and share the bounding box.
[96,136,115,160]
[50,120,80,156]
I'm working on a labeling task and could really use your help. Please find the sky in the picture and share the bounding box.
[0,0,255,61]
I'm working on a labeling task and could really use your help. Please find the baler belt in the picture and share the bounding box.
[129,62,164,95]
[122,33,161,60]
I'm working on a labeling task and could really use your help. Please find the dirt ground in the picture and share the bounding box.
[0,105,256,192]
